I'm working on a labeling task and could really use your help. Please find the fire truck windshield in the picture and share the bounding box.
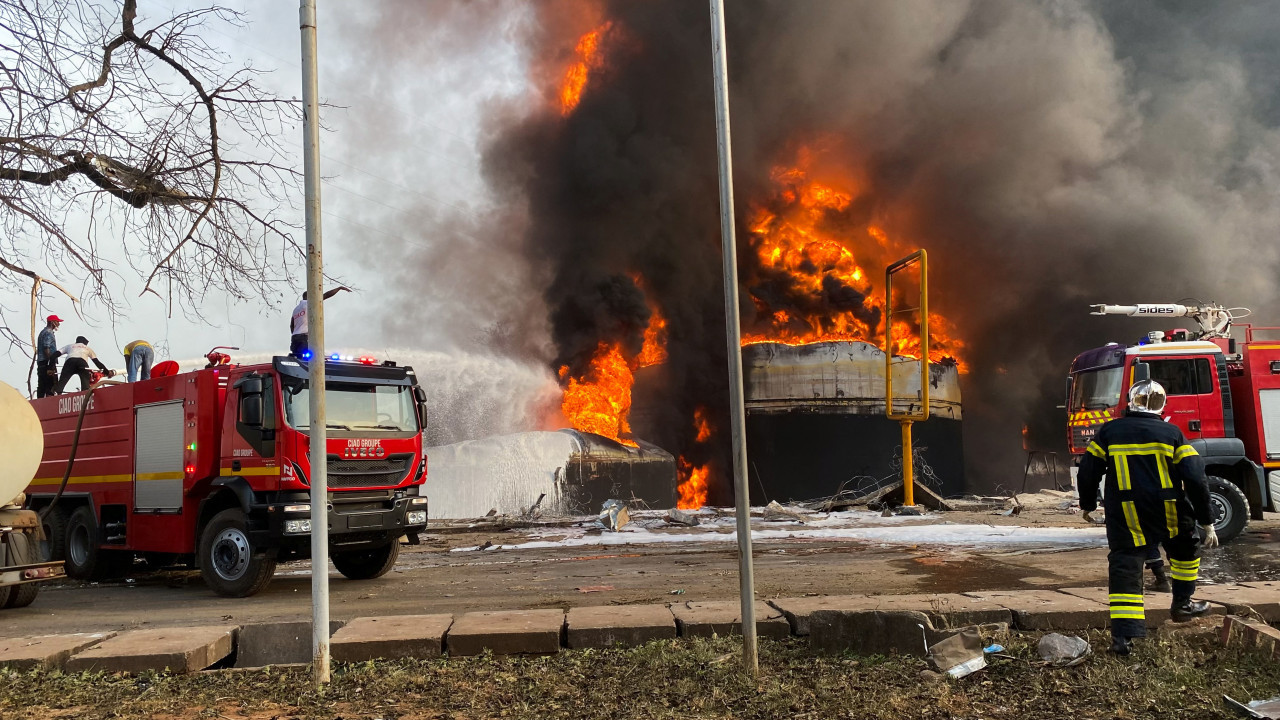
[1070,367,1124,411]
[282,382,418,433]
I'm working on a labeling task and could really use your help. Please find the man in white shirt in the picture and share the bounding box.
[290,286,350,358]
[54,336,115,393]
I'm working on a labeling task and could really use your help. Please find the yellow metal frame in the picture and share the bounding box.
[885,249,930,506]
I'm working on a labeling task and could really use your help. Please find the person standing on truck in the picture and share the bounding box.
[122,340,154,382]
[290,286,350,357]
[54,336,115,393]
[35,315,63,398]
[1078,378,1218,656]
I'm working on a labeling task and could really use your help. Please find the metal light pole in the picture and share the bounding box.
[708,0,757,676]
[299,0,331,685]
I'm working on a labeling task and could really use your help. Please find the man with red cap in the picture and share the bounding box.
[35,314,62,398]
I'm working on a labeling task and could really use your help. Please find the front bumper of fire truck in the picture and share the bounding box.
[263,485,429,549]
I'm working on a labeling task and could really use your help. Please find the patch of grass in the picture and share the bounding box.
[1,629,1278,719]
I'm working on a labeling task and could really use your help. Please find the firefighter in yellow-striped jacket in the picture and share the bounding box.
[1077,379,1219,655]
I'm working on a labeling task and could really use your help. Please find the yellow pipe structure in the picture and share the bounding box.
[885,250,931,508]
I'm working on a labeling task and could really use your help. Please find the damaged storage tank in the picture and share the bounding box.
[425,430,677,519]
[743,340,964,501]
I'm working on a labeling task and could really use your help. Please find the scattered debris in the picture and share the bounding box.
[896,505,926,517]
[1224,695,1280,719]
[880,506,894,517]
[476,540,493,551]
[1037,633,1091,667]
[762,500,808,523]
[485,508,498,517]
[665,509,700,526]
[522,493,546,520]
[599,499,631,531]
[927,628,987,679]
[575,585,614,593]
[669,588,685,595]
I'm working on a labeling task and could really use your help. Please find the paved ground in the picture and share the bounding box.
[2,503,1276,639]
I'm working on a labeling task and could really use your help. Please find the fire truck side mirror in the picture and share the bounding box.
[413,386,429,430]
[240,393,264,427]
[1132,361,1151,382]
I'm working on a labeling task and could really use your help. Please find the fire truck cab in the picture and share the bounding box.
[1067,327,1280,543]
[26,354,430,597]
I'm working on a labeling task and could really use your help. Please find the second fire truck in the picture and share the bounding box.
[1066,302,1280,543]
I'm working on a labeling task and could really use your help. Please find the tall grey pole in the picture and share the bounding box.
[708,0,757,676]
[299,0,331,685]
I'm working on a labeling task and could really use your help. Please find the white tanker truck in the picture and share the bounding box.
[0,380,64,608]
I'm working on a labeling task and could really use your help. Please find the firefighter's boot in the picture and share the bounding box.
[1109,636,1133,656]
[1170,599,1211,622]
[1149,564,1172,593]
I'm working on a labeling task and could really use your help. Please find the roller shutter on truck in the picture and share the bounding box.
[134,401,186,511]
[1262,389,1280,460]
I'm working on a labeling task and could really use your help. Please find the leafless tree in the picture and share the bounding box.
[0,0,303,360]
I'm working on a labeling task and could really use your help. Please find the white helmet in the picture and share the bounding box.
[1128,379,1167,413]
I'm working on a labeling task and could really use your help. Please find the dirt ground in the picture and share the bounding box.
[2,499,1277,638]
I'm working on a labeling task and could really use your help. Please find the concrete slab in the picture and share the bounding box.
[0,632,115,671]
[962,589,1107,630]
[670,601,791,640]
[65,626,236,675]
[235,621,345,668]
[567,604,676,649]
[1195,584,1280,622]
[1221,615,1280,658]
[770,593,1012,636]
[808,610,1007,657]
[331,615,453,662]
[1057,586,1227,626]
[447,609,564,656]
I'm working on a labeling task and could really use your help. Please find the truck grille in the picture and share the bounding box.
[325,453,413,489]
[1071,424,1098,452]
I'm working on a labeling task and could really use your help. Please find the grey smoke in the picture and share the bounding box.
[331,0,1280,493]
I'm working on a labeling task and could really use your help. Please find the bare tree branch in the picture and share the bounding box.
[0,0,303,341]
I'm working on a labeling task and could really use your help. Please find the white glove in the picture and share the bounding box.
[1200,524,1219,549]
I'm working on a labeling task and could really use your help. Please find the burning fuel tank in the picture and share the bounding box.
[424,430,677,519]
[743,341,964,501]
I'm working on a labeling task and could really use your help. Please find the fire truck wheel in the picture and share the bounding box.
[1207,475,1249,545]
[40,505,69,562]
[64,506,127,581]
[331,541,400,580]
[2,531,41,609]
[199,509,276,597]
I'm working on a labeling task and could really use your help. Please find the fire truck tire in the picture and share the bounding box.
[64,506,127,581]
[1208,475,1249,545]
[199,509,276,598]
[2,532,41,609]
[40,505,69,562]
[331,541,400,580]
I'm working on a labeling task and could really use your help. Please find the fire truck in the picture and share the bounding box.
[1066,302,1280,543]
[25,352,430,597]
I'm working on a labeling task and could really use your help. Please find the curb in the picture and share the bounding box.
[1,584,1272,674]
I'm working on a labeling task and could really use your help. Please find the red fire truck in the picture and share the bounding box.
[1066,303,1280,543]
[25,353,430,597]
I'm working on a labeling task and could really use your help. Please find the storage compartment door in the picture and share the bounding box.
[1261,389,1280,460]
[134,401,186,511]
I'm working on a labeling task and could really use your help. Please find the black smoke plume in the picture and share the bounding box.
[343,1,1280,495]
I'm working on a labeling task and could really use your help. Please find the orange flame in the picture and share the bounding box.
[741,153,965,369]
[676,456,709,510]
[559,22,612,116]
[693,406,712,443]
[560,342,637,447]
[635,281,668,368]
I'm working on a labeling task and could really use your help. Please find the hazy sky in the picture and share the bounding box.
[1,1,534,389]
